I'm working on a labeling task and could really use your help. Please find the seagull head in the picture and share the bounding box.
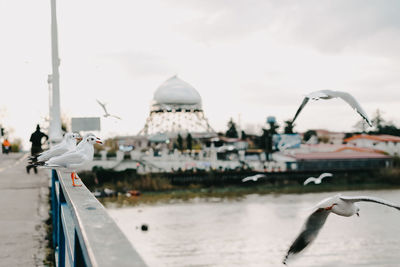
[86,136,103,145]
[72,133,82,141]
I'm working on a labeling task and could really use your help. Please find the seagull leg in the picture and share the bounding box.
[71,172,82,187]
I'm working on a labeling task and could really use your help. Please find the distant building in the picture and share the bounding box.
[313,129,345,145]
[138,75,216,139]
[287,151,392,171]
[344,134,400,156]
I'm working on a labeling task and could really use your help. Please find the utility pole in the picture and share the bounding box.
[49,0,63,143]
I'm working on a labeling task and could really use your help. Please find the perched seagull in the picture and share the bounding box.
[35,135,103,187]
[283,194,400,265]
[303,173,333,185]
[96,99,121,120]
[242,174,267,182]
[291,90,372,127]
[29,132,81,163]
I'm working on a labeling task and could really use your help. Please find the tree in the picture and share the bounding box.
[267,119,279,135]
[186,133,193,151]
[226,118,238,138]
[353,118,368,133]
[177,134,183,151]
[303,130,317,142]
[284,120,295,134]
[241,130,247,140]
[371,109,385,132]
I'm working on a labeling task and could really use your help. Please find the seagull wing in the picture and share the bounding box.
[291,97,309,124]
[318,173,333,180]
[340,196,400,210]
[303,177,316,185]
[327,91,372,127]
[110,114,122,120]
[37,146,69,162]
[283,208,330,264]
[47,151,87,167]
[96,99,109,114]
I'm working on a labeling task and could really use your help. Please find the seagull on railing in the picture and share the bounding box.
[291,90,372,127]
[303,173,333,185]
[29,132,81,163]
[96,99,121,120]
[34,135,103,187]
[283,194,400,265]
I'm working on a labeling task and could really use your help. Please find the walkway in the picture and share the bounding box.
[0,153,49,266]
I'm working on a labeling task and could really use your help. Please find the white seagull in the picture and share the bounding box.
[291,90,372,127]
[242,174,267,182]
[303,173,333,185]
[96,99,121,120]
[29,132,81,162]
[36,135,103,187]
[283,194,400,265]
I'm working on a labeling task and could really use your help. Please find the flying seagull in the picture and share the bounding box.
[291,90,372,127]
[303,173,333,185]
[96,99,121,120]
[242,174,267,182]
[283,194,400,265]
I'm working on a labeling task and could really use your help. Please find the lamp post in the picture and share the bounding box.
[49,0,63,143]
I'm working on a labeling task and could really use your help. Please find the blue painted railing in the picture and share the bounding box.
[51,170,148,267]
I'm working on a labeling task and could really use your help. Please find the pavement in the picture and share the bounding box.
[0,152,49,266]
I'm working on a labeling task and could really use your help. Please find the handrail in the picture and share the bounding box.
[51,170,148,267]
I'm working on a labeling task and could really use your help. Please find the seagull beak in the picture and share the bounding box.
[76,137,82,141]
[96,140,103,144]
[356,212,360,217]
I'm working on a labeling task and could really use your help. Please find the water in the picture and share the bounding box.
[107,189,400,267]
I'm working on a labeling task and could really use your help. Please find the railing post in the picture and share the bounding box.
[51,170,58,249]
[74,231,86,267]
[58,187,66,267]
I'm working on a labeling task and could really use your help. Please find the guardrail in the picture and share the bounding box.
[50,170,148,267]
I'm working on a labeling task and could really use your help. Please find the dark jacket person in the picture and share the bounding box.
[27,125,48,174]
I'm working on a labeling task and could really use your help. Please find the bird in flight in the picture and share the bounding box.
[283,194,400,265]
[303,173,333,185]
[242,174,267,182]
[291,90,372,127]
[96,99,121,120]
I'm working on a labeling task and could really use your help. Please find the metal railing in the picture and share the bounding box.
[51,170,148,267]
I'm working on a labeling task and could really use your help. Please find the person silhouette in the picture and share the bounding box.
[26,124,48,174]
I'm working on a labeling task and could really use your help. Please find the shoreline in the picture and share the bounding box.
[100,182,400,208]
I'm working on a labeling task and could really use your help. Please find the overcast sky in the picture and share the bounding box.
[1,0,400,149]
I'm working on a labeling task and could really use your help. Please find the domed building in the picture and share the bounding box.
[138,75,216,138]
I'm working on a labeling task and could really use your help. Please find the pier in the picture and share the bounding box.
[0,153,48,266]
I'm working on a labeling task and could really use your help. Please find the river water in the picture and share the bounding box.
[107,189,400,267]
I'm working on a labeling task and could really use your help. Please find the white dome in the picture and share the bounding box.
[152,76,202,109]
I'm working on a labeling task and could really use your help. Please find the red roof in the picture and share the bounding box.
[291,151,390,160]
[344,134,400,143]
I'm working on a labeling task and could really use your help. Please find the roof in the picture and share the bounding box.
[344,134,400,143]
[290,151,390,160]
[152,76,202,109]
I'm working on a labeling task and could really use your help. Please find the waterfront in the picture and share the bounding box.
[107,189,400,267]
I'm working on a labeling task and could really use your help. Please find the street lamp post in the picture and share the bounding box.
[49,0,62,143]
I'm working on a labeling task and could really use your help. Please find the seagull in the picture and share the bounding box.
[96,99,121,120]
[242,174,267,182]
[303,173,333,185]
[29,132,81,163]
[291,90,372,127]
[283,194,400,265]
[34,135,103,187]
